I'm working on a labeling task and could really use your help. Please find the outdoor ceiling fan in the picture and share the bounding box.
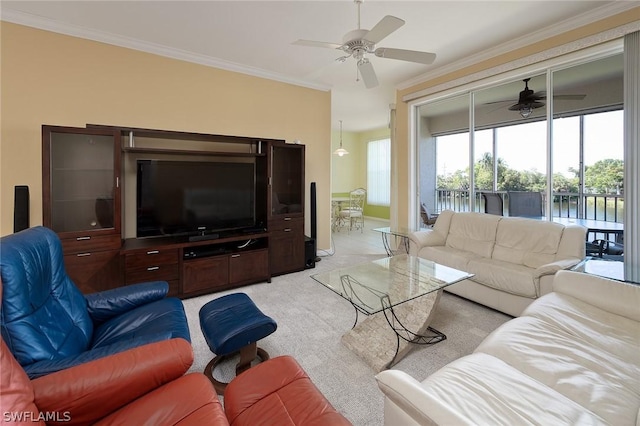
[486,78,586,118]
[292,0,436,89]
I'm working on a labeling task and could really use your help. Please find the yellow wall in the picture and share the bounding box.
[393,8,640,228]
[331,129,361,193]
[0,22,333,249]
[331,126,391,219]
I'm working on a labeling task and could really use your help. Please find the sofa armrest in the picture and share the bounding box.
[95,374,227,426]
[533,258,581,278]
[85,281,169,324]
[409,230,446,254]
[375,370,437,426]
[31,338,193,426]
[23,331,174,379]
[552,270,640,322]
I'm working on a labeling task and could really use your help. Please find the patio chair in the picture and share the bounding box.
[481,192,504,216]
[420,203,438,227]
[508,191,543,217]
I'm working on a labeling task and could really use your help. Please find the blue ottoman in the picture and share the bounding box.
[199,292,277,394]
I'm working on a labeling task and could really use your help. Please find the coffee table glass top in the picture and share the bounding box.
[372,226,428,238]
[311,254,473,315]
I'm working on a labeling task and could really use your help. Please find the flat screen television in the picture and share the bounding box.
[136,159,256,238]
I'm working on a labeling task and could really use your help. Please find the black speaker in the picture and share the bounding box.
[304,236,316,269]
[310,182,317,240]
[14,185,29,233]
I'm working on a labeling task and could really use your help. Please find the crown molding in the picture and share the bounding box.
[397,2,640,91]
[0,9,332,92]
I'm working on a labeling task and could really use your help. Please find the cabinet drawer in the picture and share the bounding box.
[229,249,269,284]
[269,217,303,233]
[61,234,121,254]
[183,256,229,294]
[270,232,305,275]
[125,263,179,284]
[64,249,122,294]
[125,249,179,269]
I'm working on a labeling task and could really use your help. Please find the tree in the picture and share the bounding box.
[584,159,624,194]
[438,156,623,195]
[552,173,578,193]
[473,152,508,191]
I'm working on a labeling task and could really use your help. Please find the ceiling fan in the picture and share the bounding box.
[292,0,436,89]
[486,78,586,118]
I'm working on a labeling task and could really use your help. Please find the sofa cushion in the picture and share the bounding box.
[466,257,538,298]
[475,294,640,426]
[416,246,480,273]
[224,355,351,426]
[417,353,606,425]
[492,218,565,268]
[445,213,500,258]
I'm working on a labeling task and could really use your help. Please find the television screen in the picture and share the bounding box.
[136,160,255,238]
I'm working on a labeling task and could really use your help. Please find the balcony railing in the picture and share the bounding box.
[435,190,624,222]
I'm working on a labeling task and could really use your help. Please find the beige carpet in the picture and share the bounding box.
[182,252,511,425]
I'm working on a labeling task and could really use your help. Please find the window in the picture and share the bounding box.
[367,138,391,206]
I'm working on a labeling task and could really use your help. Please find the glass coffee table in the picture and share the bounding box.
[372,226,428,256]
[311,254,473,372]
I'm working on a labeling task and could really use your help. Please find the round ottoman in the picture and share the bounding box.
[199,292,277,394]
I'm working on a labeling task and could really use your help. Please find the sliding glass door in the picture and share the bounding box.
[415,52,623,228]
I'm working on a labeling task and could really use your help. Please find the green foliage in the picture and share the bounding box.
[437,153,622,194]
[584,159,624,194]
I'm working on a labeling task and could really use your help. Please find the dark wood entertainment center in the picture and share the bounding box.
[42,124,305,298]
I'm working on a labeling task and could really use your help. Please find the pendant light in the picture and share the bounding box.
[333,120,349,157]
[518,105,533,118]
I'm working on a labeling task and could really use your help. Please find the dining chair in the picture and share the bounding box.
[338,188,366,232]
[481,192,504,216]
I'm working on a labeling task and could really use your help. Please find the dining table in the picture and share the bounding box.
[550,217,623,242]
[331,197,350,231]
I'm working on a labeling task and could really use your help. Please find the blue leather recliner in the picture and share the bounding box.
[0,226,191,379]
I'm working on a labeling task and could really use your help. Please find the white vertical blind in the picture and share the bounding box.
[367,138,391,206]
[624,31,639,282]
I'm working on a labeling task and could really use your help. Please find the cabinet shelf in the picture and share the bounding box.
[52,168,113,172]
[122,147,265,157]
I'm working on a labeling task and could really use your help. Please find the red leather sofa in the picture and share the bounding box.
[1,337,351,425]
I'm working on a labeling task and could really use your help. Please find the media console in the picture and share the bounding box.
[122,231,270,298]
[42,124,305,298]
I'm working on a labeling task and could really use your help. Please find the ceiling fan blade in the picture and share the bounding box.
[292,39,342,50]
[554,94,587,101]
[364,15,404,44]
[530,91,586,102]
[483,99,517,105]
[358,59,379,89]
[374,47,436,65]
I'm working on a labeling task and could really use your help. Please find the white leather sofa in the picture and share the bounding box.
[409,210,586,316]
[376,271,640,425]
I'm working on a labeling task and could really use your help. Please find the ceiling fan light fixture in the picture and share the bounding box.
[519,105,533,118]
[334,120,349,156]
[292,0,436,89]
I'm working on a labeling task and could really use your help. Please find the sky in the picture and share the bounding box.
[436,110,624,178]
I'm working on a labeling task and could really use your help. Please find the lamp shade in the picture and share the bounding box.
[334,120,349,156]
[334,147,349,156]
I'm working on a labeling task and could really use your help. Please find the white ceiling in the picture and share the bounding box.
[1,1,633,132]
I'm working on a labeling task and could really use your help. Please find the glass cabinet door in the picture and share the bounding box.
[43,127,120,235]
[270,144,304,216]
